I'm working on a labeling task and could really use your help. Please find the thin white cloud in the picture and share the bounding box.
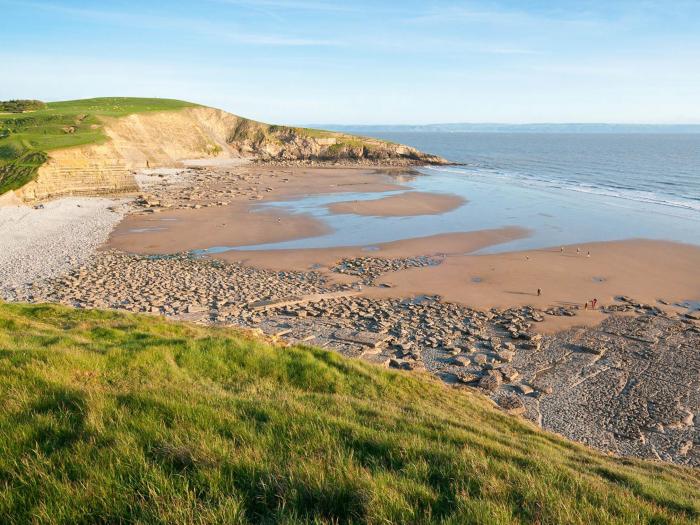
[403,4,606,29]
[211,0,357,12]
[6,0,342,46]
[478,47,541,56]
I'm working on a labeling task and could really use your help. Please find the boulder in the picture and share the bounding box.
[478,371,502,392]
[498,394,526,415]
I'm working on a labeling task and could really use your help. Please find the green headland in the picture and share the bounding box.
[0,97,442,197]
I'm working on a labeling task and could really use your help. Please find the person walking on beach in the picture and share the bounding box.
[537,288,542,297]
[592,298,598,309]
[587,250,591,258]
[584,302,588,310]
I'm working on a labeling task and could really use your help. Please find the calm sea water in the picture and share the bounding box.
[202,132,700,254]
[368,132,700,214]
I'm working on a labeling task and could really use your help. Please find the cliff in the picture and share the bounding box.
[0,98,448,201]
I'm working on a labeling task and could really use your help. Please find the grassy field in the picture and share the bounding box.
[0,302,698,524]
[0,97,196,194]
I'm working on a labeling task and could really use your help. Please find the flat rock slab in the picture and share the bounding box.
[513,314,700,466]
[172,311,210,322]
[333,328,390,349]
[247,290,361,311]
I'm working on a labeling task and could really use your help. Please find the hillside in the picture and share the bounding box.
[0,302,698,524]
[0,97,447,199]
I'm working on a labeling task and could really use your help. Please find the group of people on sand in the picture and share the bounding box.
[534,247,598,305]
[560,246,591,257]
[536,288,598,311]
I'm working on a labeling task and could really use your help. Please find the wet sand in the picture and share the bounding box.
[367,239,700,332]
[108,203,331,253]
[212,165,413,203]
[327,191,465,217]
[107,166,416,252]
[218,235,700,332]
[219,227,530,271]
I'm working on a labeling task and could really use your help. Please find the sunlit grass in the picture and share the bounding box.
[0,301,698,523]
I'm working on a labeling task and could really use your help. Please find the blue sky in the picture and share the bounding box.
[2,0,699,124]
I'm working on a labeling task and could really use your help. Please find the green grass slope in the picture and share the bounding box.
[0,98,197,194]
[0,302,698,524]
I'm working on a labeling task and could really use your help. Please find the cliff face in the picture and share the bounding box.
[225,116,446,164]
[13,106,447,201]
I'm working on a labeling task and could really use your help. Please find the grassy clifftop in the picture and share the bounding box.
[0,302,698,524]
[0,98,197,194]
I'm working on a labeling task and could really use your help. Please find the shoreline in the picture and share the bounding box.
[5,162,700,328]
[21,162,700,332]
[214,236,700,332]
[368,238,700,332]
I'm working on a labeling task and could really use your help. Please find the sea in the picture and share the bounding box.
[210,132,700,254]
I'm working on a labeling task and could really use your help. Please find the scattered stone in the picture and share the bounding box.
[496,350,515,363]
[516,384,534,395]
[478,371,502,392]
[498,393,526,415]
[450,355,471,367]
[454,371,481,384]
[333,329,389,349]
[387,358,414,371]
[499,365,520,382]
[578,344,605,355]
[474,354,488,365]
[331,255,442,285]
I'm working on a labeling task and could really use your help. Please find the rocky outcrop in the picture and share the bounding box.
[225,117,447,164]
[16,159,137,201]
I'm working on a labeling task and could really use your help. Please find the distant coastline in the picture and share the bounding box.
[313,123,700,134]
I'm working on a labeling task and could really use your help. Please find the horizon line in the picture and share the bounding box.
[305,122,700,127]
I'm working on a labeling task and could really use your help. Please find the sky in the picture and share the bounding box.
[2,0,699,125]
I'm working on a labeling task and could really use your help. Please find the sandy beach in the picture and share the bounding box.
[108,202,331,252]
[369,239,700,331]
[327,191,466,216]
[217,236,700,332]
[106,165,423,252]
[101,165,700,331]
